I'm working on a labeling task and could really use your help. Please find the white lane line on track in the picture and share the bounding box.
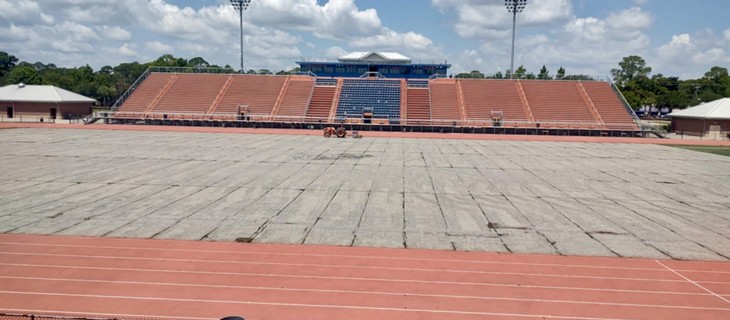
[0,308,213,320]
[656,260,730,305]
[0,291,645,320]
[2,275,729,311]
[0,251,685,282]
[0,262,710,296]
[0,240,678,272]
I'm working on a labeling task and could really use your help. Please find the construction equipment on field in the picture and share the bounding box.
[323,126,347,138]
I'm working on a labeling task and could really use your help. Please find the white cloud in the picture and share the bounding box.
[433,0,572,38]
[325,46,348,59]
[350,28,433,51]
[656,32,730,78]
[0,0,53,24]
[145,41,174,54]
[724,29,730,42]
[118,43,138,56]
[99,26,132,41]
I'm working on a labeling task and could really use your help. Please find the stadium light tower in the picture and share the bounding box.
[231,0,252,74]
[505,0,527,79]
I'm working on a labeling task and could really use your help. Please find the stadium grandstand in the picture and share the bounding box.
[105,52,641,136]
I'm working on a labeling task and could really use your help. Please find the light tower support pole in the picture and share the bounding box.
[510,8,517,79]
[239,7,244,74]
[231,0,251,74]
[505,0,527,79]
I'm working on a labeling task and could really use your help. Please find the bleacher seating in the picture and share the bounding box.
[213,75,287,115]
[335,79,401,123]
[275,76,315,118]
[460,79,530,122]
[580,82,638,129]
[116,73,175,113]
[115,72,637,131]
[153,74,230,114]
[520,81,597,125]
[429,79,462,122]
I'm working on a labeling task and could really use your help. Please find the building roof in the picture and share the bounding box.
[0,84,96,103]
[338,52,412,63]
[669,98,730,119]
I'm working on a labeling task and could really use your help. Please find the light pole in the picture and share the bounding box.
[505,0,527,79]
[230,0,251,74]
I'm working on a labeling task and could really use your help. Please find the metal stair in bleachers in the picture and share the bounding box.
[335,78,401,124]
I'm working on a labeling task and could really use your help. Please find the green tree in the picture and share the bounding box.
[514,65,527,79]
[187,57,210,68]
[538,65,550,80]
[5,66,42,85]
[556,67,566,80]
[0,52,19,77]
[610,55,652,86]
[152,54,187,67]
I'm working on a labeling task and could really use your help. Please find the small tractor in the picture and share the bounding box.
[323,126,347,138]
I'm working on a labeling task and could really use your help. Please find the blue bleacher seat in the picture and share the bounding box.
[335,79,401,124]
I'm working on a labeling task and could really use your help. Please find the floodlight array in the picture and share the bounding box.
[230,0,251,11]
[505,0,528,13]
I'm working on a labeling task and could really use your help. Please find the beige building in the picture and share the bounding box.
[0,84,96,120]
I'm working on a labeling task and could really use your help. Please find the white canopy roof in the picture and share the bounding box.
[669,98,730,119]
[0,84,96,103]
[338,52,412,63]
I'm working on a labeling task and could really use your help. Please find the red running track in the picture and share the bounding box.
[0,234,728,320]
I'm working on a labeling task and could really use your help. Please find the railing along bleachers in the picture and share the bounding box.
[335,78,401,123]
[520,80,598,126]
[152,74,229,114]
[460,79,531,123]
[429,79,462,125]
[275,76,315,118]
[115,73,174,113]
[581,81,638,130]
[213,75,287,115]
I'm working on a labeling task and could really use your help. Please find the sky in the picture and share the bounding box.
[1,0,729,79]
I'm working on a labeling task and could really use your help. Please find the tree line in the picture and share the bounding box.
[1,51,728,110]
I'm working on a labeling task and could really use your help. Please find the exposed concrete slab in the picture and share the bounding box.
[304,227,354,246]
[204,219,262,242]
[272,189,338,225]
[405,232,454,250]
[353,230,404,249]
[404,192,446,232]
[437,193,490,236]
[154,218,225,240]
[450,235,508,252]
[472,195,532,229]
[590,233,669,259]
[497,229,558,255]
[55,218,135,237]
[314,190,368,229]
[254,223,309,244]
[2,128,730,261]
[359,191,404,231]
[540,230,617,257]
